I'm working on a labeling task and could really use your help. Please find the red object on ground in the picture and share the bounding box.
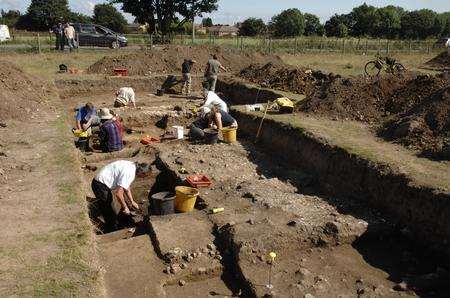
[186,174,212,188]
[114,68,128,76]
[140,136,160,145]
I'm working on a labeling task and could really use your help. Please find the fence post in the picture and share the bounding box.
[240,37,244,51]
[150,34,153,49]
[364,39,368,55]
[408,40,412,54]
[427,42,430,54]
[37,33,41,54]
[294,37,298,54]
[386,39,390,55]
[342,39,346,54]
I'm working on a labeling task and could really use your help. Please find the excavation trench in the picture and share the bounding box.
[58,80,450,297]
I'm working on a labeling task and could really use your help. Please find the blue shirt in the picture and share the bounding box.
[76,106,96,123]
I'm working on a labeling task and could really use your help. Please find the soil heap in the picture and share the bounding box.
[301,73,450,160]
[0,60,50,122]
[239,62,336,95]
[425,51,450,69]
[87,45,282,76]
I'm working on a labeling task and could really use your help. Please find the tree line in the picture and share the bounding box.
[1,1,448,40]
[240,4,450,39]
[0,0,129,33]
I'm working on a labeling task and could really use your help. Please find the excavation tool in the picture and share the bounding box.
[255,101,271,142]
[266,252,277,290]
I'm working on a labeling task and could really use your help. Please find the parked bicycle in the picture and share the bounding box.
[364,55,406,76]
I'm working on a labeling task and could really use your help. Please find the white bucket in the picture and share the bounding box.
[172,126,184,139]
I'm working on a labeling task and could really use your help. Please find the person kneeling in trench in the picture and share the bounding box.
[98,108,124,153]
[114,87,136,108]
[189,106,237,140]
[91,160,151,232]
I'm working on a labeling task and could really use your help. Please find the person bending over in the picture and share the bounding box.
[115,87,136,108]
[91,160,151,232]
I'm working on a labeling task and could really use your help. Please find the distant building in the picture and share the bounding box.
[127,23,148,33]
[194,24,207,34]
[207,25,239,37]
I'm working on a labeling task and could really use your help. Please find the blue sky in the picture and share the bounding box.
[1,0,449,24]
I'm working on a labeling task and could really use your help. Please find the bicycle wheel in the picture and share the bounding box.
[393,63,406,74]
[365,61,381,77]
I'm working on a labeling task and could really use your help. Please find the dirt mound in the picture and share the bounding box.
[87,45,282,76]
[425,51,450,69]
[239,62,336,95]
[301,72,450,160]
[301,74,412,123]
[381,81,449,160]
[0,61,50,122]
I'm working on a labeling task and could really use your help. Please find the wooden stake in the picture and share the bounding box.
[255,101,270,142]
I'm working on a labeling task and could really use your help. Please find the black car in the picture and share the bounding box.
[72,23,127,48]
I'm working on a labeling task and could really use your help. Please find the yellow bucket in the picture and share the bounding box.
[73,129,89,138]
[221,127,237,143]
[175,186,199,213]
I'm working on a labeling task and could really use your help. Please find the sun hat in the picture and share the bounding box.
[98,108,113,120]
[200,106,211,118]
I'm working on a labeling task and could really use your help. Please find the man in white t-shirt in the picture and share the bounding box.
[114,87,136,108]
[91,160,151,232]
[201,89,228,112]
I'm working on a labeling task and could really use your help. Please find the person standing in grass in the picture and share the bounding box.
[64,22,77,52]
[91,160,151,232]
[50,22,65,51]
[181,59,196,96]
[204,54,227,92]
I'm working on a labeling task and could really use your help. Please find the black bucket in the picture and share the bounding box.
[151,192,175,215]
[75,137,89,152]
[204,128,219,144]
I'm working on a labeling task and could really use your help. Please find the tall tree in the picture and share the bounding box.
[401,9,439,39]
[25,0,72,30]
[239,18,266,36]
[112,0,219,35]
[371,6,403,38]
[202,17,213,27]
[324,14,351,37]
[349,3,377,36]
[93,4,128,33]
[269,8,305,37]
[304,13,323,36]
[0,10,21,27]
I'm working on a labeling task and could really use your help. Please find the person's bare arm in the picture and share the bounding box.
[214,112,223,130]
[115,187,130,215]
[76,120,82,130]
[124,188,139,210]
[219,64,227,72]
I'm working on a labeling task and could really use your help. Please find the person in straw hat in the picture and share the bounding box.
[98,108,123,153]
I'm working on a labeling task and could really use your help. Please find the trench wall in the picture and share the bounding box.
[219,80,450,257]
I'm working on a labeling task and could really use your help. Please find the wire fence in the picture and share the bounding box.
[0,30,444,55]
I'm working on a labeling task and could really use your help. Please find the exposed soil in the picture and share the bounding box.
[299,72,450,160]
[425,51,450,69]
[239,62,337,96]
[87,45,282,76]
[0,60,52,122]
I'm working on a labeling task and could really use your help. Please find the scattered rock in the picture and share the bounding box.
[178,280,186,286]
[163,267,171,274]
[170,264,181,274]
[304,294,315,298]
[0,122,7,128]
[207,243,216,251]
[180,263,187,269]
[197,267,207,274]
[393,281,408,292]
[287,220,297,227]
[247,219,255,225]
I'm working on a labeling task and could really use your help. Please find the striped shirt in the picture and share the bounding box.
[99,120,123,152]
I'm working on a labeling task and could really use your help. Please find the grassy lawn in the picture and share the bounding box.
[281,52,439,76]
